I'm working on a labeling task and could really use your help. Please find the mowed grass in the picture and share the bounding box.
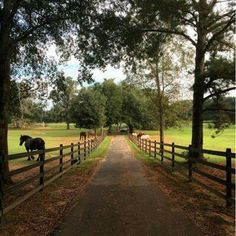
[139,125,235,152]
[8,123,87,154]
[136,125,235,163]
[77,136,112,171]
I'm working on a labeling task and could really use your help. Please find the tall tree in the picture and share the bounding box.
[125,37,185,145]
[80,0,235,157]
[121,83,152,133]
[99,79,122,133]
[133,0,235,157]
[50,74,78,130]
[70,87,106,134]
[0,0,97,182]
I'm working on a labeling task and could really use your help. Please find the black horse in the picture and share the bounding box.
[80,131,87,140]
[19,135,45,161]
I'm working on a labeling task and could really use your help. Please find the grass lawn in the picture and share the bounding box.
[77,136,112,171]
[139,125,235,152]
[8,123,88,154]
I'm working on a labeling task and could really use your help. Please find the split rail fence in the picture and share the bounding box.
[129,135,235,207]
[0,135,105,224]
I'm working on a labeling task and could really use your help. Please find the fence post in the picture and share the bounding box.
[59,144,63,174]
[154,141,157,158]
[77,142,81,164]
[188,145,192,182]
[91,139,93,151]
[171,142,175,172]
[149,140,151,156]
[161,142,164,163]
[226,148,232,207]
[71,143,74,165]
[88,140,90,155]
[0,151,5,226]
[39,150,45,190]
[84,140,86,160]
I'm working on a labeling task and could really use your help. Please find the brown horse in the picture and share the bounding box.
[137,132,144,138]
[80,131,87,140]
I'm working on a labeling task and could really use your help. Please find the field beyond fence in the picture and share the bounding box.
[0,135,105,224]
[129,135,235,207]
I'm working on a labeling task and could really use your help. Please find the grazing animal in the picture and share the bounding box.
[137,132,144,138]
[80,131,87,140]
[140,135,150,140]
[132,133,137,136]
[19,135,45,161]
[87,130,95,138]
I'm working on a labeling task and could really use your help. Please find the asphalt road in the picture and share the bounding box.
[52,136,202,236]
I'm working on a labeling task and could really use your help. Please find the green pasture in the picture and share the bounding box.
[7,123,235,163]
[138,125,235,152]
[8,123,86,154]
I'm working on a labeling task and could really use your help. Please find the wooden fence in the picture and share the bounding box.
[0,135,104,224]
[129,135,235,207]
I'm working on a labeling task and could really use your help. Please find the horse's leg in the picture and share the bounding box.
[36,151,41,161]
[26,148,31,161]
[30,150,35,160]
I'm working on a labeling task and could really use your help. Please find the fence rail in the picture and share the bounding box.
[129,135,235,207]
[0,135,105,224]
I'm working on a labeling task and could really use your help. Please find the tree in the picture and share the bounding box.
[121,83,152,133]
[98,79,122,133]
[125,36,185,144]
[50,74,78,129]
[136,0,235,157]
[81,0,234,158]
[70,88,106,134]
[0,0,97,182]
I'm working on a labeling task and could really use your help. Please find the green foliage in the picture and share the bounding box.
[96,79,123,132]
[49,74,78,128]
[71,87,106,130]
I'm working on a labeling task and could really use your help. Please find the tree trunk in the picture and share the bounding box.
[108,124,112,134]
[191,56,205,159]
[128,124,133,134]
[0,56,12,184]
[66,122,70,130]
[159,103,164,147]
[191,6,207,159]
[0,1,13,184]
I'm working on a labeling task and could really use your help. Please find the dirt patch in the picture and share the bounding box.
[0,160,101,236]
[141,162,235,236]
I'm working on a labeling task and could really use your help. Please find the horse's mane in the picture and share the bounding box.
[21,135,32,139]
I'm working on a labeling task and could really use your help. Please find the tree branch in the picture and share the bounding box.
[203,87,236,102]
[140,28,197,46]
[204,12,235,53]
[202,107,235,113]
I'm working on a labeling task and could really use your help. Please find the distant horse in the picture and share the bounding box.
[80,131,87,140]
[87,130,95,138]
[19,135,45,161]
[137,132,144,138]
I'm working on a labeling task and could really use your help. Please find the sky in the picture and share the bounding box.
[47,45,126,84]
[46,36,235,107]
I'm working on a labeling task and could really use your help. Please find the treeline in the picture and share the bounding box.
[9,76,191,131]
[9,76,234,133]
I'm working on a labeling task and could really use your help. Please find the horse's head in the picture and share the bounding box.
[19,135,31,146]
